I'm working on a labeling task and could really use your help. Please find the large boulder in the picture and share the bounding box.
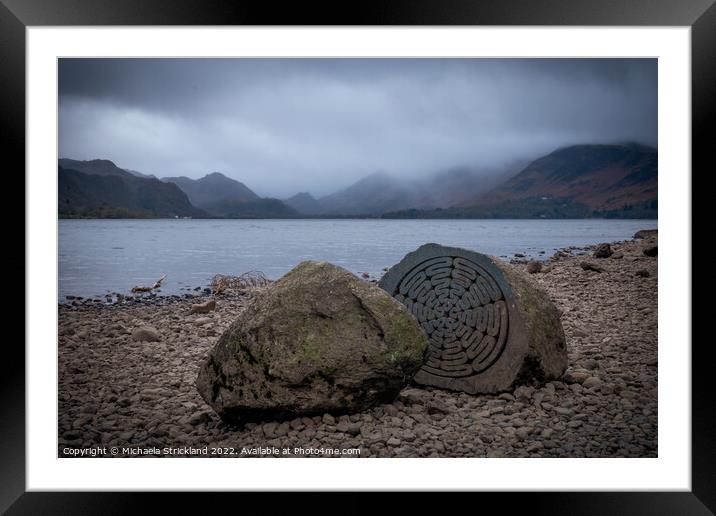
[196,261,429,423]
[379,244,567,394]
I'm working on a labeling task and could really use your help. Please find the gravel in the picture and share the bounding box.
[58,235,657,458]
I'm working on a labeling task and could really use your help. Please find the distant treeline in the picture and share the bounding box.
[381,198,657,220]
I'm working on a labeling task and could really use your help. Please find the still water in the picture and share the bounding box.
[58,218,656,300]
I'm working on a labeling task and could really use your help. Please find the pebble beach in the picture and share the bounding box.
[58,234,658,458]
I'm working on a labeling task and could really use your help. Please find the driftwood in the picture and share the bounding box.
[131,274,166,293]
[211,271,270,294]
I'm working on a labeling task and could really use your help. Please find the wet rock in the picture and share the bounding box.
[593,243,613,258]
[195,261,429,423]
[643,246,658,257]
[634,229,657,239]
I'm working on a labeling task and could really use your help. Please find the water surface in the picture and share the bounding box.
[58,219,657,300]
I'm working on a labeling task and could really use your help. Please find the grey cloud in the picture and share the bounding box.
[59,58,657,197]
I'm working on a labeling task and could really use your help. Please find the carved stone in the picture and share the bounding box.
[379,244,567,393]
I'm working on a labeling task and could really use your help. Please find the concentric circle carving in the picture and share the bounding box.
[390,256,509,378]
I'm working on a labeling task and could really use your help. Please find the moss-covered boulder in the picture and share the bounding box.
[379,244,567,394]
[196,261,429,423]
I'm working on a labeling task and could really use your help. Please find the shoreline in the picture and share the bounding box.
[58,235,649,305]
[58,233,658,458]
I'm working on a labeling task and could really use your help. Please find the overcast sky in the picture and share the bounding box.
[59,58,657,197]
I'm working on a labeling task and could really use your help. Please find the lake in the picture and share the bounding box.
[58,219,657,300]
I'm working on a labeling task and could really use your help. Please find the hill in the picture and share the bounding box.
[58,165,206,218]
[200,197,299,218]
[161,172,259,209]
[384,144,657,219]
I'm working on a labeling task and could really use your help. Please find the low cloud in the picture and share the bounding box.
[59,58,657,197]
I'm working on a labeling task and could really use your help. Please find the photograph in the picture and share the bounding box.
[56,57,659,459]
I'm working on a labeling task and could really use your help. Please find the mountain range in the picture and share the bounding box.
[158,173,295,217]
[58,143,657,219]
[383,143,658,219]
[58,159,205,218]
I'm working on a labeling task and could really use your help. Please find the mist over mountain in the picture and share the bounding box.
[284,192,323,214]
[483,143,657,210]
[59,59,657,197]
[57,143,657,219]
[285,165,521,216]
[384,143,657,219]
[124,168,156,179]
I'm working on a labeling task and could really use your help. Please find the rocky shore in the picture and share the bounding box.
[58,234,657,458]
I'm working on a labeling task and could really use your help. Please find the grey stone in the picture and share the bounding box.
[580,261,604,273]
[196,261,429,423]
[514,385,534,401]
[643,246,658,257]
[379,244,567,394]
[593,243,613,258]
[634,229,657,239]
[526,261,542,274]
[131,326,161,342]
[583,377,603,390]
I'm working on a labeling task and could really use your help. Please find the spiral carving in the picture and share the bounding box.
[390,256,509,378]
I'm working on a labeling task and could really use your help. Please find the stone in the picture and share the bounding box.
[193,317,212,326]
[580,261,604,273]
[526,261,542,274]
[398,388,432,405]
[593,243,613,258]
[582,377,603,390]
[195,261,429,423]
[643,246,658,257]
[583,359,599,371]
[190,299,216,314]
[131,326,160,342]
[514,385,534,401]
[563,371,591,385]
[426,400,450,415]
[379,244,567,394]
[634,229,657,239]
[636,269,650,278]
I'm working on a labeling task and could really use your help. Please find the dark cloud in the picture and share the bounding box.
[58,58,657,197]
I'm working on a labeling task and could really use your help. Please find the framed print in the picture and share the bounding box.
[4,0,713,512]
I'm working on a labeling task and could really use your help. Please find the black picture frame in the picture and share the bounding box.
[4,0,711,513]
